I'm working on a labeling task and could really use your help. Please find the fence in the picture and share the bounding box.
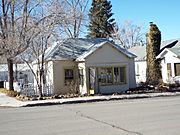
[20,84,54,97]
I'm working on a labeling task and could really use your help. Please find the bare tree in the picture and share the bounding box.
[0,0,89,96]
[48,0,89,38]
[20,33,52,98]
[0,0,57,91]
[64,0,89,38]
[19,2,57,98]
[0,0,39,90]
[112,21,145,49]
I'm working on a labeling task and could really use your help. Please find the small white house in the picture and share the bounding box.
[0,63,34,91]
[128,38,180,84]
[34,38,137,95]
[128,45,147,83]
[157,48,180,83]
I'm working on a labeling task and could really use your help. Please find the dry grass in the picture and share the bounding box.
[0,88,18,97]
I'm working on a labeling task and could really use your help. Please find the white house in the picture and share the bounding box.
[128,45,147,83]
[128,38,180,84]
[0,63,34,91]
[157,48,180,83]
[34,38,137,95]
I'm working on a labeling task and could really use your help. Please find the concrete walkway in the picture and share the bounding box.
[0,93,23,107]
[1,92,180,107]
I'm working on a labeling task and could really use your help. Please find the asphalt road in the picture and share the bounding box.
[0,96,180,135]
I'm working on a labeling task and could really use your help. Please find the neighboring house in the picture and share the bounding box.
[0,48,35,91]
[128,38,180,84]
[0,63,34,90]
[34,38,136,95]
[157,48,180,83]
[128,46,147,83]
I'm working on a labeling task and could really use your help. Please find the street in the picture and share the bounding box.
[0,96,180,135]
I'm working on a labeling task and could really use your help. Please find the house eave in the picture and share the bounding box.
[76,58,85,62]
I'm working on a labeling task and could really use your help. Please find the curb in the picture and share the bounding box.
[22,92,180,107]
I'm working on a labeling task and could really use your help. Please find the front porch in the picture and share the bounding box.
[83,65,129,95]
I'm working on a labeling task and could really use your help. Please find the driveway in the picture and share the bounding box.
[0,96,180,135]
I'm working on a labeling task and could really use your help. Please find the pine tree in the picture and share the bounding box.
[146,22,162,85]
[88,0,115,38]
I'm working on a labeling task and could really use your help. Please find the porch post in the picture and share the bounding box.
[86,67,90,95]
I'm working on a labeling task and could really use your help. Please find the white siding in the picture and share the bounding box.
[0,63,33,83]
[45,61,54,94]
[161,51,180,83]
[134,61,147,84]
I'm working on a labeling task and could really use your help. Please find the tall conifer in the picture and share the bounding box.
[88,0,115,38]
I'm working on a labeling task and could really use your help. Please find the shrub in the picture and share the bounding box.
[6,90,18,97]
[0,89,18,97]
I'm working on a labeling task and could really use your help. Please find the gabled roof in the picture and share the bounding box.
[168,48,180,57]
[157,47,180,59]
[128,38,180,61]
[128,45,146,61]
[44,38,136,61]
[76,41,136,61]
[0,63,30,72]
[0,46,35,64]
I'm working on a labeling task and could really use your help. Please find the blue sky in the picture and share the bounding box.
[110,0,180,40]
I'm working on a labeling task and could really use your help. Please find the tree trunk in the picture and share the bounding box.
[38,85,42,98]
[7,59,14,90]
[14,63,18,81]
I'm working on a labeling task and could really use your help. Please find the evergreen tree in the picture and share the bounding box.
[88,0,115,38]
[146,22,162,85]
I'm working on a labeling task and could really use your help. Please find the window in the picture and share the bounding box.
[120,67,126,83]
[175,63,180,76]
[98,66,126,85]
[167,63,172,78]
[64,69,74,85]
[78,69,84,85]
[99,67,113,85]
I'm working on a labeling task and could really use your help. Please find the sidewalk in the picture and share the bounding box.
[0,93,23,107]
[1,92,180,107]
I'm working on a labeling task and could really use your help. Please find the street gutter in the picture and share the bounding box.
[22,92,180,107]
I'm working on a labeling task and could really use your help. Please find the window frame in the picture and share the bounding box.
[98,66,126,86]
[64,68,74,85]
[167,63,172,78]
[119,67,126,84]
